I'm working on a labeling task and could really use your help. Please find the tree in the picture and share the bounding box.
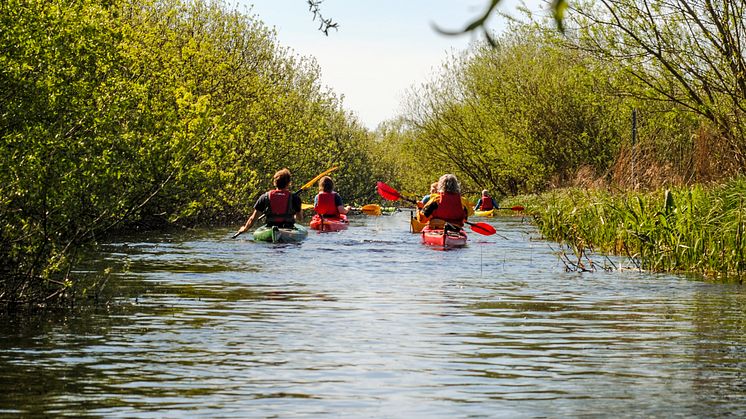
[401,23,625,196]
[571,0,746,168]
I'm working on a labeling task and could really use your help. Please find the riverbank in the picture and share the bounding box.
[509,177,746,281]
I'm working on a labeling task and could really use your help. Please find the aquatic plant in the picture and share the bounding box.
[519,179,746,280]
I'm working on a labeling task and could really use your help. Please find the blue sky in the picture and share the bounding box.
[238,1,547,129]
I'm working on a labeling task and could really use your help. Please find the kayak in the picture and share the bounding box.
[410,213,427,233]
[474,209,496,217]
[309,214,349,232]
[421,226,468,248]
[253,224,308,243]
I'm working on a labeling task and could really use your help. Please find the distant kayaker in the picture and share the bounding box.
[474,189,498,211]
[417,174,473,229]
[313,176,350,217]
[236,168,303,236]
[420,182,438,208]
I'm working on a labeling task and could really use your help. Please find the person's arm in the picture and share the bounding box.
[422,200,438,218]
[462,197,474,217]
[237,209,261,235]
[473,198,482,211]
[335,193,349,214]
[293,194,304,222]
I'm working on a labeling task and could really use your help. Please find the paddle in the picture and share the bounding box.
[299,166,339,192]
[301,203,382,216]
[378,181,496,236]
[376,181,421,206]
[464,220,496,235]
[233,167,339,238]
[353,204,382,216]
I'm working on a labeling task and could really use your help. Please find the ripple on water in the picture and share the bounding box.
[3,212,746,418]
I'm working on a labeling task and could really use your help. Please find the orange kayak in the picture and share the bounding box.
[310,214,349,232]
[421,226,467,248]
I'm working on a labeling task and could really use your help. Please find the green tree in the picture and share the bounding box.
[571,0,746,169]
[401,23,625,196]
[0,0,382,308]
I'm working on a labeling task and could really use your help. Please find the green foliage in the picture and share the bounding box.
[571,0,746,169]
[0,0,378,308]
[523,180,746,279]
[390,23,626,199]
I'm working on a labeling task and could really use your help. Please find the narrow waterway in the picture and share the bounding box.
[1,211,745,417]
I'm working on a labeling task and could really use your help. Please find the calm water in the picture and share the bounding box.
[1,211,746,417]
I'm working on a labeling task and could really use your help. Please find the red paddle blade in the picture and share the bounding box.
[376,181,402,201]
[469,222,496,236]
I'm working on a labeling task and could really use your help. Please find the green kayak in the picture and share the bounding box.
[252,224,308,243]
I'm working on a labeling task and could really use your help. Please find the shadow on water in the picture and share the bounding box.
[1,212,746,417]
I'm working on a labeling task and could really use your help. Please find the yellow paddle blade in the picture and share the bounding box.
[360,204,382,216]
[299,166,338,192]
[301,203,314,211]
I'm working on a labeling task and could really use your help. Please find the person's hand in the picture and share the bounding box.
[237,225,247,234]
[417,201,424,209]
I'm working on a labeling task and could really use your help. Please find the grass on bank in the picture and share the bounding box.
[510,177,746,280]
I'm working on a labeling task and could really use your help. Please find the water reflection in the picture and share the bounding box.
[1,212,745,417]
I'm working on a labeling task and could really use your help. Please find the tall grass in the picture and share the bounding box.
[515,178,746,280]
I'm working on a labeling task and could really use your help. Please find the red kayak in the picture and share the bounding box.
[421,226,467,248]
[310,214,349,232]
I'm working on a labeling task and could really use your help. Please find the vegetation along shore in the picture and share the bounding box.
[2,0,745,310]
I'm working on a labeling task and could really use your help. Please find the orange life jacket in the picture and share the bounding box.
[268,189,294,224]
[314,192,339,216]
[431,192,466,225]
[479,194,494,211]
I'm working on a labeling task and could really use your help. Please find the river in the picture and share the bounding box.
[1,211,745,417]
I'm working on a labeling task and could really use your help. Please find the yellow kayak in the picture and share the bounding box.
[473,209,496,217]
[410,212,427,233]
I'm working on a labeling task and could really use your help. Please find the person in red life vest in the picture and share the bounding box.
[417,174,474,229]
[236,168,303,236]
[313,176,349,217]
[474,189,498,211]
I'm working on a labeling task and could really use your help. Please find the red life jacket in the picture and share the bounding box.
[314,192,339,216]
[479,194,494,211]
[268,189,294,224]
[432,192,466,225]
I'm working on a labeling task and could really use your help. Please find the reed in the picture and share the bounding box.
[514,178,746,280]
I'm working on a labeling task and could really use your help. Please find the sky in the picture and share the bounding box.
[238,1,547,129]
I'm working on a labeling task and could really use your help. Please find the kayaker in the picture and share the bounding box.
[474,189,498,211]
[420,182,438,208]
[417,174,473,229]
[236,168,303,236]
[313,176,350,217]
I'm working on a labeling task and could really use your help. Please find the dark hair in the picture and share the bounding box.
[273,168,291,189]
[319,176,334,193]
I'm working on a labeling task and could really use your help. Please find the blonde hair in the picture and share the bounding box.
[318,176,334,193]
[437,174,460,194]
[429,182,438,193]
